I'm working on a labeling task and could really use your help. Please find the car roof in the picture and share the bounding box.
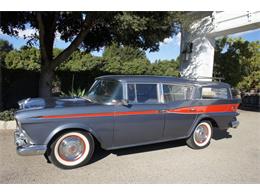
[96,75,230,87]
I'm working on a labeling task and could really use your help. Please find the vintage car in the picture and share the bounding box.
[14,75,240,169]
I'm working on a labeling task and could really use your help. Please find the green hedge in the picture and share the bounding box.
[0,109,16,121]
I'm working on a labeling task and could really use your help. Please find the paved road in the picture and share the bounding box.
[0,110,259,183]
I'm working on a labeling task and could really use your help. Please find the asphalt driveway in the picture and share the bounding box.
[0,110,259,183]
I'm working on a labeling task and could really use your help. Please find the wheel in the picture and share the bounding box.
[47,131,94,169]
[186,120,212,149]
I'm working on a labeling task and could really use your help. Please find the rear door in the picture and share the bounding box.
[113,83,166,147]
[162,84,197,139]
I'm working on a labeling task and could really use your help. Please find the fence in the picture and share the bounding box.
[2,68,109,109]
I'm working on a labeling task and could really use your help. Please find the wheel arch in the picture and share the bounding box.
[187,114,219,137]
[44,123,103,148]
[198,117,218,128]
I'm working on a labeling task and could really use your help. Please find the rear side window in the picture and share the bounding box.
[163,84,193,103]
[201,87,229,99]
[127,84,158,103]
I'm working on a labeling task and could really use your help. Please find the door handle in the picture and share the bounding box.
[189,108,197,112]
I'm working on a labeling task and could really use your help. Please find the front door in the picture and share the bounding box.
[113,83,165,147]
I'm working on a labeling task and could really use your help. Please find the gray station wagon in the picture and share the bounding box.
[14,75,240,169]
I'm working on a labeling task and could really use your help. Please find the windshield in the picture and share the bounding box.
[87,79,123,104]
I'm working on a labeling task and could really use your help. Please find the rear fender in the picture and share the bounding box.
[186,114,215,137]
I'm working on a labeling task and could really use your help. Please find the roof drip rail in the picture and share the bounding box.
[197,76,224,82]
[183,76,224,82]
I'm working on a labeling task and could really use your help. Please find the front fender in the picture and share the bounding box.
[44,123,103,146]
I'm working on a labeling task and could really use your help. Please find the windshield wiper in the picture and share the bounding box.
[82,96,99,104]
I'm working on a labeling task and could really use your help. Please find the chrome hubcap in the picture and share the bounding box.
[194,125,209,144]
[58,136,85,161]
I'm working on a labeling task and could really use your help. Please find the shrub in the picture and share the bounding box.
[0,109,16,121]
[61,87,86,97]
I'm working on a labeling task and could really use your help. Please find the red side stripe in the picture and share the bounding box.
[39,110,159,119]
[40,112,114,119]
[166,104,239,114]
[115,110,160,116]
[39,104,239,119]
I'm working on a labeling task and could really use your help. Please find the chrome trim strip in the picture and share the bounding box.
[156,83,161,103]
[122,81,127,100]
[159,83,165,103]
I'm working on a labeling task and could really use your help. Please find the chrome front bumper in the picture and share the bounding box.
[16,144,47,156]
[14,129,47,156]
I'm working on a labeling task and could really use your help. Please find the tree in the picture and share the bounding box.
[103,43,147,62]
[5,46,41,71]
[150,59,179,76]
[59,50,104,72]
[0,12,181,97]
[236,41,260,91]
[214,37,260,91]
[102,43,151,74]
[0,39,13,110]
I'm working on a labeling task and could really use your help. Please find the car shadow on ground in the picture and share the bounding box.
[89,128,232,165]
[212,128,232,140]
[89,139,186,165]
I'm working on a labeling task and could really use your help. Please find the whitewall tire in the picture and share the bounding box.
[48,131,94,169]
[186,120,213,149]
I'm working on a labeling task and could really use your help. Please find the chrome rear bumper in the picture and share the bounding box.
[14,129,47,156]
[230,120,239,128]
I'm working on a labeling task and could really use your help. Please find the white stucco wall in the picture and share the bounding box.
[180,15,215,80]
[180,11,260,81]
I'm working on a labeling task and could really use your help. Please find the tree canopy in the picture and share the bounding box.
[2,43,180,77]
[0,39,13,110]
[102,43,151,74]
[0,39,13,60]
[0,11,182,97]
[214,37,260,91]
[4,46,41,71]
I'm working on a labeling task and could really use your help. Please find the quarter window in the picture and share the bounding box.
[127,84,158,103]
[201,87,228,99]
[163,84,193,103]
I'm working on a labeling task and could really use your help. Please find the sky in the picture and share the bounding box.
[0,28,259,62]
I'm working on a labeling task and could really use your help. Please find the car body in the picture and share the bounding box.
[14,75,240,169]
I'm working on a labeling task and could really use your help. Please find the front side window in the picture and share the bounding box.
[163,84,193,103]
[87,79,122,103]
[127,84,158,103]
[201,87,228,99]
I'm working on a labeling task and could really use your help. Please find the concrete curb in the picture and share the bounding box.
[0,120,16,130]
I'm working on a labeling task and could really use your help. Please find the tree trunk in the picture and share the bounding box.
[36,12,95,98]
[38,67,54,98]
[37,12,57,98]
